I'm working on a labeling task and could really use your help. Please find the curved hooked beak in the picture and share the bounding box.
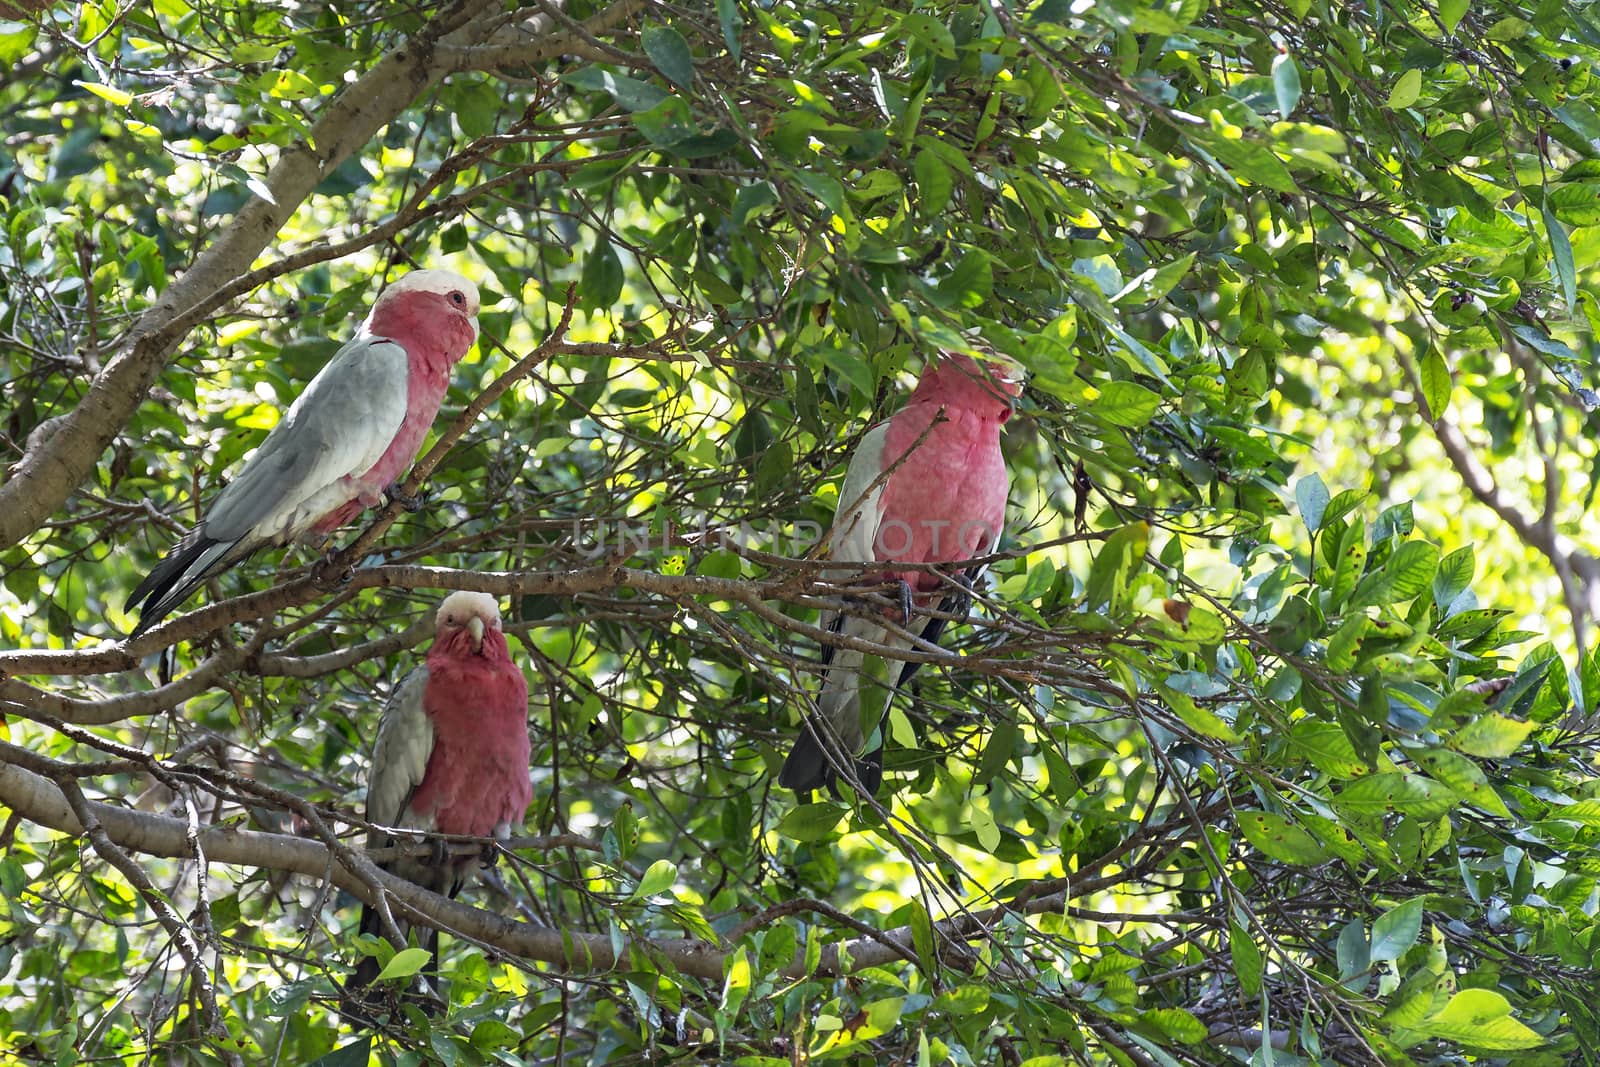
[467,615,485,652]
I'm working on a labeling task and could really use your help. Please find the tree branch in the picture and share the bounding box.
[0,749,1089,983]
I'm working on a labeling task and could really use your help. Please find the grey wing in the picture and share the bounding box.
[366,667,435,845]
[830,421,892,568]
[206,335,410,542]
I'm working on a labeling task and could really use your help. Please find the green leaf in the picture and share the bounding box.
[1084,522,1149,611]
[1439,0,1468,32]
[1412,748,1511,817]
[925,988,985,1024]
[1289,720,1368,778]
[1017,555,1057,602]
[1162,688,1241,742]
[820,347,876,400]
[642,23,695,89]
[1418,989,1544,1050]
[1229,919,1262,996]
[1368,897,1424,962]
[717,0,743,61]
[935,249,994,308]
[1120,253,1195,305]
[1388,68,1422,110]
[721,950,752,1018]
[909,901,936,971]
[1092,380,1161,427]
[1547,183,1600,226]
[1483,15,1531,40]
[1296,473,1329,533]
[899,11,956,58]
[776,802,846,842]
[563,66,669,111]
[1238,810,1331,865]
[1433,545,1474,609]
[733,181,779,228]
[580,233,624,308]
[75,80,133,106]
[0,21,38,67]
[1449,714,1535,758]
[1195,132,1298,193]
[307,1039,373,1067]
[1272,54,1301,117]
[1556,100,1600,145]
[373,947,432,982]
[1544,202,1578,312]
[1555,798,1600,826]
[697,550,743,579]
[1335,773,1460,820]
[269,69,319,100]
[913,150,954,216]
[1141,1007,1207,1042]
[452,80,502,138]
[633,95,697,146]
[630,859,677,900]
[470,1020,522,1051]
[1349,540,1440,609]
[1418,349,1450,418]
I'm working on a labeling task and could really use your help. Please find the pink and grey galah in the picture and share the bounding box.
[347,591,532,1003]
[124,269,481,637]
[779,352,1023,796]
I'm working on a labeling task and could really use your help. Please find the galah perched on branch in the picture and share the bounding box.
[345,591,532,1010]
[124,269,481,638]
[779,352,1024,797]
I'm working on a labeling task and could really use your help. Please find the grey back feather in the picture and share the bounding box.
[366,667,435,841]
[207,335,410,542]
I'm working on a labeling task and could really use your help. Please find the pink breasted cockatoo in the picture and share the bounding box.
[124,269,481,638]
[779,352,1023,796]
[347,591,532,1005]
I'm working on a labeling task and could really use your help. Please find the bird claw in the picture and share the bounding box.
[895,579,914,628]
[385,484,425,513]
[315,547,354,587]
[478,842,501,871]
[426,836,449,868]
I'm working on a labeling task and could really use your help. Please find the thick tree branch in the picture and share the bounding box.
[436,0,650,71]
[1432,414,1600,626]
[0,751,1081,983]
[0,560,1060,724]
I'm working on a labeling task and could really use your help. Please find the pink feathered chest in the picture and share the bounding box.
[407,651,532,837]
[875,403,1009,592]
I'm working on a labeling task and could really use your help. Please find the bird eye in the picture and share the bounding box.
[449,291,465,306]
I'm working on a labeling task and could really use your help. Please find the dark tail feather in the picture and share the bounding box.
[125,526,247,638]
[779,717,830,793]
[779,717,881,797]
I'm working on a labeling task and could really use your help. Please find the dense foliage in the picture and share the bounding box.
[3,0,1600,1063]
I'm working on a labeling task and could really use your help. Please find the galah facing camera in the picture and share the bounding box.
[124,269,481,637]
[779,351,1023,797]
[345,591,532,1012]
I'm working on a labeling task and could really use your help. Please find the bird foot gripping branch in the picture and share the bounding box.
[384,482,427,513]
[312,549,356,589]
